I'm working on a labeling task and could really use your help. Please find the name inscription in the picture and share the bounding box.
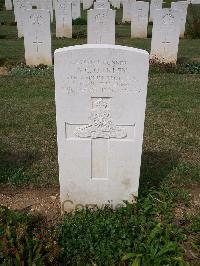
[63,58,141,95]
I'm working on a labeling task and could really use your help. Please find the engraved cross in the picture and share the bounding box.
[33,32,43,53]
[65,97,135,180]
[162,36,171,54]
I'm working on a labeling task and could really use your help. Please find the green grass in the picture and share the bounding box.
[0,2,199,265]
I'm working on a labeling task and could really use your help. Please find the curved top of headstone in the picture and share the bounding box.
[54,44,149,56]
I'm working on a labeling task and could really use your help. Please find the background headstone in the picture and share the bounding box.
[110,0,120,9]
[149,0,163,22]
[55,0,72,38]
[13,0,32,38]
[131,1,149,38]
[54,44,149,212]
[94,0,110,9]
[72,0,81,20]
[87,9,116,44]
[30,0,54,22]
[23,9,52,65]
[122,0,133,23]
[171,1,188,38]
[5,0,13,10]
[83,0,93,10]
[150,8,180,64]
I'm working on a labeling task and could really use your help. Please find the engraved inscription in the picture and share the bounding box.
[74,98,127,139]
[95,12,107,23]
[30,14,43,25]
[162,14,175,25]
[64,58,140,94]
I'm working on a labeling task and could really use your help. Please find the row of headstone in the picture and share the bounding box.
[10,0,191,65]
[13,0,79,39]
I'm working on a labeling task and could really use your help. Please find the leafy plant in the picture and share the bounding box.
[59,186,187,265]
[0,206,60,265]
[9,65,54,77]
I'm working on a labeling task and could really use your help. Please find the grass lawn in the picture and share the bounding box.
[0,2,199,265]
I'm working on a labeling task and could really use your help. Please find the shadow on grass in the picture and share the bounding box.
[0,150,39,185]
[139,151,179,195]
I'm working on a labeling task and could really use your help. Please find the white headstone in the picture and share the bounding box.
[122,0,133,23]
[190,0,200,3]
[83,0,93,10]
[23,9,52,66]
[54,44,149,212]
[53,0,55,9]
[171,1,188,38]
[131,1,149,38]
[55,0,72,38]
[41,0,54,22]
[87,9,116,44]
[110,0,120,9]
[72,0,81,20]
[5,0,13,10]
[29,0,54,22]
[93,0,110,9]
[150,8,180,64]
[149,0,163,22]
[13,0,32,37]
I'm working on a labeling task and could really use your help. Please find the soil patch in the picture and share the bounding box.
[0,185,60,224]
[0,67,8,76]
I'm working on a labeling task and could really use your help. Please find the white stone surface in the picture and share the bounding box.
[110,0,120,9]
[5,0,13,10]
[54,44,149,212]
[94,0,110,9]
[55,0,72,38]
[41,0,54,22]
[149,0,163,22]
[122,0,134,23]
[190,0,200,3]
[171,1,188,38]
[13,0,32,37]
[53,0,55,9]
[131,1,149,38]
[23,9,52,66]
[150,8,180,64]
[83,0,93,10]
[29,0,54,22]
[72,0,81,19]
[87,9,115,44]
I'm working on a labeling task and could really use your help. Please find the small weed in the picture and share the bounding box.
[149,61,200,74]
[72,29,87,38]
[0,206,60,265]
[9,65,54,77]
